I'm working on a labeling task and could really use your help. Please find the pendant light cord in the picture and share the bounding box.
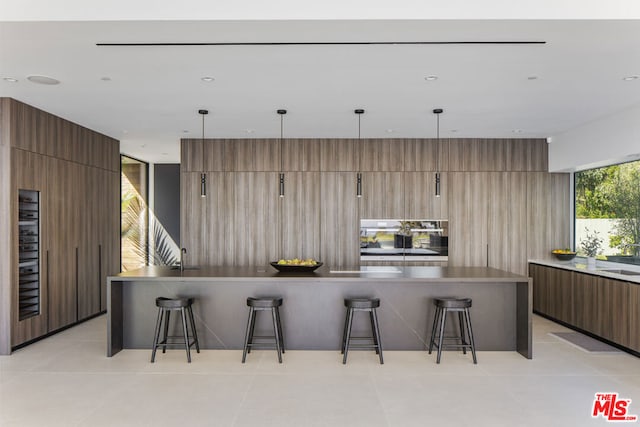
[280,113,284,173]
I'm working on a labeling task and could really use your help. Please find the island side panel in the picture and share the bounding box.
[117,278,519,352]
[516,278,533,359]
[107,278,123,356]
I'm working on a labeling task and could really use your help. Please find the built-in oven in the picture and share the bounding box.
[360,219,448,262]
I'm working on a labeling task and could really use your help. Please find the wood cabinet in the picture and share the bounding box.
[281,172,321,260]
[403,172,447,219]
[530,263,635,352]
[359,139,404,171]
[359,172,404,219]
[404,139,448,172]
[320,172,359,268]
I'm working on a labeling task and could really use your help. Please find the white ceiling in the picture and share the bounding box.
[1,19,640,163]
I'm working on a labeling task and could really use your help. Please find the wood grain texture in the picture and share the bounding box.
[0,100,10,353]
[180,139,203,172]
[232,139,280,171]
[280,172,322,260]
[529,264,549,314]
[320,172,359,268]
[202,139,226,171]
[319,139,358,171]
[629,284,640,352]
[447,172,488,267]
[526,172,571,263]
[487,172,528,275]
[180,172,209,266]
[9,100,37,152]
[360,139,404,171]
[404,139,449,172]
[232,172,280,265]
[359,172,404,219]
[282,139,321,171]
[202,172,235,266]
[404,172,447,219]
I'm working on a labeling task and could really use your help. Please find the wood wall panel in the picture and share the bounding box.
[0,100,10,354]
[10,101,37,151]
[180,139,203,172]
[319,139,358,171]
[404,139,449,172]
[404,172,447,219]
[447,172,488,267]
[180,172,208,267]
[629,284,640,352]
[526,173,571,262]
[232,172,280,265]
[202,172,234,266]
[359,172,404,219]
[359,139,404,171]
[282,139,321,171]
[281,172,321,260]
[320,172,359,268]
[232,139,280,171]
[203,139,226,171]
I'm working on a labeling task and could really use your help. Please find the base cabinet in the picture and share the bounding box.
[530,263,635,352]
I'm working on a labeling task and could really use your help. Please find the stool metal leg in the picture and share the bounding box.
[428,306,440,354]
[369,310,379,355]
[242,307,255,363]
[371,308,384,365]
[340,308,350,354]
[275,306,285,354]
[436,307,447,364]
[151,307,163,363]
[180,307,191,363]
[187,305,200,353]
[463,308,478,364]
[458,311,467,355]
[342,308,354,364]
[271,307,283,363]
[162,310,171,353]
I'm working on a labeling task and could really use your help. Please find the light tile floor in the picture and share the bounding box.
[1,315,639,426]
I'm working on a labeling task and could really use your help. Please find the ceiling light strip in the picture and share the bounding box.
[97,40,546,47]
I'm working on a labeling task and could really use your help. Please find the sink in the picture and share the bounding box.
[599,269,640,276]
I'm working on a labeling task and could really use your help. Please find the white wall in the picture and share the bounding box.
[3,0,640,21]
[549,104,640,172]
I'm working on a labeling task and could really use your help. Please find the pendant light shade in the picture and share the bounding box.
[433,108,443,198]
[278,109,287,197]
[355,109,364,198]
[199,109,209,197]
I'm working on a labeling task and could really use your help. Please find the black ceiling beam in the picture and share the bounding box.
[97,41,546,47]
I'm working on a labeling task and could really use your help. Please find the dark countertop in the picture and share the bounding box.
[110,265,528,283]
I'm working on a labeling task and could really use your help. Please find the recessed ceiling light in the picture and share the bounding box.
[122,130,129,134]
[245,129,255,134]
[512,129,523,134]
[3,77,18,83]
[527,76,538,80]
[201,76,215,82]
[27,75,60,85]
[622,75,639,81]
[182,130,190,133]
[161,152,168,155]
[100,76,112,81]
[450,129,458,133]
[424,75,438,81]
[386,129,394,133]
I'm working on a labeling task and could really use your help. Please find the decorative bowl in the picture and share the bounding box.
[551,251,576,261]
[270,261,323,272]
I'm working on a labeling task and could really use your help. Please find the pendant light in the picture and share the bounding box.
[433,108,443,197]
[355,109,365,197]
[199,109,209,197]
[277,109,287,197]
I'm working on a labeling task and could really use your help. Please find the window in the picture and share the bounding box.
[121,155,148,271]
[575,160,640,265]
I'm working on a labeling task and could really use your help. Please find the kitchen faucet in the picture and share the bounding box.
[180,247,187,272]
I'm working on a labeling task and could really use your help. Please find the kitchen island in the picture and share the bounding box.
[107,265,532,358]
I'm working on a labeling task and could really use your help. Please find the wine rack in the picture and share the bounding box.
[18,189,40,321]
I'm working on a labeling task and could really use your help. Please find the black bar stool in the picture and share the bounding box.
[341,297,383,364]
[242,297,285,363]
[428,297,477,364]
[151,297,200,363]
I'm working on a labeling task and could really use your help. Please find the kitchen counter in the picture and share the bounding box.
[107,266,531,358]
[529,259,640,284]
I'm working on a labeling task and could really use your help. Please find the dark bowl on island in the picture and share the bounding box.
[270,261,323,272]
[552,252,576,261]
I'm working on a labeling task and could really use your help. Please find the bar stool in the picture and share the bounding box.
[151,296,200,363]
[428,297,477,364]
[242,297,285,363]
[341,297,383,364]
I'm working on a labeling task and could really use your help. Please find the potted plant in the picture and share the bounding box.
[580,227,603,268]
